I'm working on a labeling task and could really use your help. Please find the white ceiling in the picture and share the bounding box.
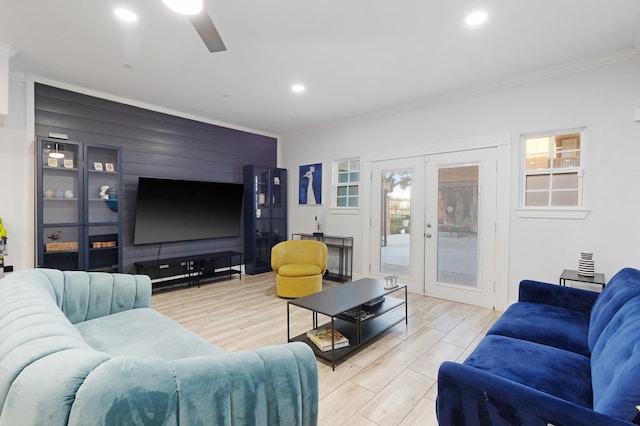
[2,0,640,135]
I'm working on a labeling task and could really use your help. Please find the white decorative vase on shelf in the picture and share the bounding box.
[578,251,594,277]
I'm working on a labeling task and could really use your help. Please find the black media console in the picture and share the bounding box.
[135,251,243,290]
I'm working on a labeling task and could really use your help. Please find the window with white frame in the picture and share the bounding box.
[335,159,359,207]
[522,129,584,207]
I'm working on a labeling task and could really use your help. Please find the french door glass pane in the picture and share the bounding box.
[379,170,411,276]
[437,165,479,287]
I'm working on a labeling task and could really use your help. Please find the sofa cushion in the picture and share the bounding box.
[464,335,593,408]
[486,302,590,356]
[590,296,640,422]
[588,267,640,351]
[278,264,323,277]
[75,308,224,360]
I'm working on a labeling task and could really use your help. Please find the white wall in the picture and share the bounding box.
[280,58,640,303]
[1,76,32,271]
[4,56,640,302]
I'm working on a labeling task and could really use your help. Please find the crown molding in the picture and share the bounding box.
[408,48,640,110]
[286,48,640,136]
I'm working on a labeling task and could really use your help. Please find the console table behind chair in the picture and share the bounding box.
[292,233,353,282]
[135,251,243,290]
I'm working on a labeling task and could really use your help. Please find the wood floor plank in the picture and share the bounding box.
[400,395,439,426]
[151,272,499,425]
[358,369,432,425]
[319,381,375,425]
[408,340,466,380]
[317,361,362,400]
[396,326,447,357]
[351,348,419,393]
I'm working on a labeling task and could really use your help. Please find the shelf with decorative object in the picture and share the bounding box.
[243,165,287,275]
[37,137,122,272]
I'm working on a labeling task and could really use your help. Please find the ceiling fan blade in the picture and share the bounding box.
[189,9,226,53]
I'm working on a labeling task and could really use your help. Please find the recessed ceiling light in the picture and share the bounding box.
[114,8,138,22]
[465,10,488,27]
[291,84,306,94]
[163,0,203,15]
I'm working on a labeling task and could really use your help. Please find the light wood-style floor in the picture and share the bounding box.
[152,273,501,426]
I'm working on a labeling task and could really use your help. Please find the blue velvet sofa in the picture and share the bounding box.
[0,269,318,425]
[437,267,640,425]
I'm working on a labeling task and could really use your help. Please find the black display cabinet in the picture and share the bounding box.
[243,165,287,274]
[37,137,122,272]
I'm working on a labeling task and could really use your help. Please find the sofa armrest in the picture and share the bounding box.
[437,361,633,426]
[60,342,318,426]
[518,279,599,313]
[60,271,152,323]
[175,342,318,425]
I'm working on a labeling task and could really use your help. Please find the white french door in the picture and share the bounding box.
[370,148,497,308]
[370,157,425,294]
[424,148,497,307]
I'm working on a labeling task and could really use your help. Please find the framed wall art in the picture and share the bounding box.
[299,163,322,205]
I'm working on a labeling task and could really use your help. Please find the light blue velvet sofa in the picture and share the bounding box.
[0,269,318,425]
[437,267,640,425]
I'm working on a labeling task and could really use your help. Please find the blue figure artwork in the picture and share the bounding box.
[299,163,322,205]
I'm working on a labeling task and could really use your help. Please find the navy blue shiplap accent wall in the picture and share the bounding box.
[35,83,277,273]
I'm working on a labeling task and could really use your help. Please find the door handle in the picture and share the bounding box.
[425,233,432,238]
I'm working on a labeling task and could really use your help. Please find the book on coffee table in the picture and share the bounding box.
[306,325,349,352]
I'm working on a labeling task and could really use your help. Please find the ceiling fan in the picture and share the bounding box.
[163,0,226,53]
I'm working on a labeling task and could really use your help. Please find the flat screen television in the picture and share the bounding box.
[133,177,244,245]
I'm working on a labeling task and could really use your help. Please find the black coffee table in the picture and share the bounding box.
[287,278,408,370]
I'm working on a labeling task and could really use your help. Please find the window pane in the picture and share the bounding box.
[336,159,360,208]
[552,173,578,190]
[523,130,583,208]
[553,132,580,169]
[437,165,478,287]
[525,154,550,170]
[526,174,549,190]
[525,137,550,170]
[551,191,578,206]
[380,170,412,276]
[553,157,579,168]
[526,136,550,153]
[555,133,580,152]
[526,191,549,206]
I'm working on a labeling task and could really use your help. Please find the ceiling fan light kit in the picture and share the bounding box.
[162,0,226,53]
[163,0,203,15]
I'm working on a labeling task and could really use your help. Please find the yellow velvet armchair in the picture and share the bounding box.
[271,240,328,298]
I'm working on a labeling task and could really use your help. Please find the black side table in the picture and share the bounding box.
[559,269,606,288]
